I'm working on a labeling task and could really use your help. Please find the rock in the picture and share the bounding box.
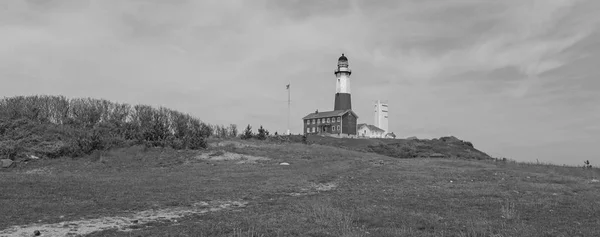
[34,230,41,236]
[1,159,14,168]
[591,179,599,183]
[279,162,290,166]
[29,155,40,160]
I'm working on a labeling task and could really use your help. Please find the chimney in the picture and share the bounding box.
[315,109,319,114]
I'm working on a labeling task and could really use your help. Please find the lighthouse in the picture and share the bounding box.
[302,54,358,137]
[334,54,352,111]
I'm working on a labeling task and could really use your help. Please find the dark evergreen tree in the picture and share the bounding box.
[241,124,253,140]
[256,125,268,140]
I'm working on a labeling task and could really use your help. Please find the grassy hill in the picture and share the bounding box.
[1,138,599,236]
[1,96,598,236]
[300,135,492,160]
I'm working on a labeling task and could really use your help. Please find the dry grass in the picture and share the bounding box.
[1,139,599,236]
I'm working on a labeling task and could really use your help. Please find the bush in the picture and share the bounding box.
[0,140,21,160]
[256,125,269,140]
[0,95,222,159]
[584,160,592,169]
[229,124,238,137]
[241,124,253,140]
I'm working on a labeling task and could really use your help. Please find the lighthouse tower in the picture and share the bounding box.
[334,54,352,111]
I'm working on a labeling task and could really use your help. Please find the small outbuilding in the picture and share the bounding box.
[357,124,385,138]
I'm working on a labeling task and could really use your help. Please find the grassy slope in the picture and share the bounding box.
[1,139,599,236]
[302,135,492,160]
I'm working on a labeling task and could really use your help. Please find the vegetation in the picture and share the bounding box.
[240,124,253,140]
[584,160,593,169]
[256,125,269,140]
[2,95,597,236]
[1,139,598,236]
[0,95,237,160]
[288,135,492,160]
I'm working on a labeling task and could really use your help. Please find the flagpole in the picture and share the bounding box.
[287,82,291,135]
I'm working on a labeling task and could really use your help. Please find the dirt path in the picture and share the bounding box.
[0,200,247,237]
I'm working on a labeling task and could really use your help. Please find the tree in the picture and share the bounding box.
[584,160,592,169]
[274,131,278,136]
[241,124,253,140]
[256,125,268,140]
[229,124,238,138]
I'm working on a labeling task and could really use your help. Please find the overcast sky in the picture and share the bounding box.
[1,0,598,165]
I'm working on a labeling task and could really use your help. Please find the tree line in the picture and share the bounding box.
[0,95,238,158]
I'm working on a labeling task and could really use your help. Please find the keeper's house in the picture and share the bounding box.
[302,110,358,136]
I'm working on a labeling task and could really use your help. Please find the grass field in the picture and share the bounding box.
[1,139,599,236]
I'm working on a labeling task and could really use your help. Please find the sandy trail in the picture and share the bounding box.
[0,200,247,237]
[196,151,270,164]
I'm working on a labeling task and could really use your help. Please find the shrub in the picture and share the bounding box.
[241,124,253,140]
[584,160,593,169]
[256,125,268,140]
[229,124,238,138]
[0,95,218,159]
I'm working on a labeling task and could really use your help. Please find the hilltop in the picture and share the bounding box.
[299,135,492,160]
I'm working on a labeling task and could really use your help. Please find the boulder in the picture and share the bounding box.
[1,159,14,168]
[279,162,290,166]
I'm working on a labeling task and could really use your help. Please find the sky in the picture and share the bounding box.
[1,0,599,166]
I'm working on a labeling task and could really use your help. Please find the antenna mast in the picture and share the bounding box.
[286,82,291,135]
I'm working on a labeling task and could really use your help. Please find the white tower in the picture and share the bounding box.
[335,54,351,94]
[374,100,388,134]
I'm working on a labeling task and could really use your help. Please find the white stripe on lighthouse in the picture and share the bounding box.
[336,67,351,94]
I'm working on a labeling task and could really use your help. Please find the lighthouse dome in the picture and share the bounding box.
[337,54,349,67]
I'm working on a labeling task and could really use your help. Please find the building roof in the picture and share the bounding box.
[357,124,385,133]
[386,132,396,138]
[302,109,358,120]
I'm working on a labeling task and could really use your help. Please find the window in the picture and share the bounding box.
[306,120,310,125]
[332,126,336,131]
[317,119,320,124]
[322,118,325,123]
[312,119,316,124]
[307,127,310,133]
[312,127,315,133]
[337,117,341,122]
[327,118,330,123]
[337,125,340,131]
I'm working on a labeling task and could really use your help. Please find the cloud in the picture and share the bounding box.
[0,0,598,165]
